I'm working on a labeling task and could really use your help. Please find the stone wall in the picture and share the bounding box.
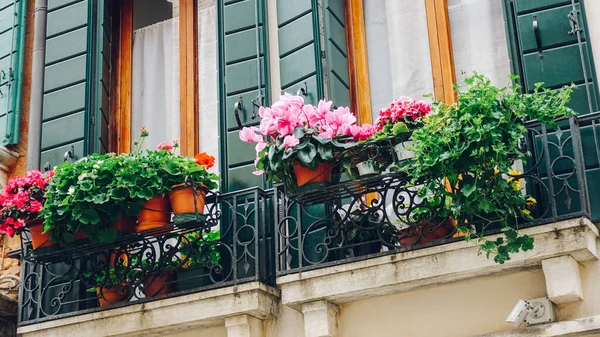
[0,235,20,300]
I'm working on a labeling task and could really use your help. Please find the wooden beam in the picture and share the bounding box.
[424,0,456,103]
[345,0,372,124]
[179,0,199,157]
[114,0,133,154]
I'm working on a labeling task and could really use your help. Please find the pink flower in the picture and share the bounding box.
[283,135,300,148]
[305,100,333,126]
[255,142,267,153]
[157,142,174,151]
[253,170,265,176]
[239,127,263,143]
[280,93,304,110]
[319,126,335,139]
[274,107,299,137]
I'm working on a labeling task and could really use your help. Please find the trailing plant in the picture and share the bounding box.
[239,93,375,188]
[408,74,575,264]
[0,170,52,237]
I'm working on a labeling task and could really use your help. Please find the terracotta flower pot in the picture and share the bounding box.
[74,231,88,241]
[97,284,129,307]
[293,162,332,187]
[113,215,137,234]
[142,272,175,297]
[168,184,206,215]
[136,195,171,232]
[27,219,56,249]
[419,219,455,243]
[397,226,421,246]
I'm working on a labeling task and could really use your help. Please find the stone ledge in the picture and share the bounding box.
[478,314,600,336]
[17,282,280,337]
[277,218,598,309]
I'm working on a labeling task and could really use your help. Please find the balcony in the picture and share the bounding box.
[15,116,600,334]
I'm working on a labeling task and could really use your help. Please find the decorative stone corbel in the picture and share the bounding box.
[225,314,264,337]
[301,300,339,337]
[0,146,20,188]
[542,255,584,304]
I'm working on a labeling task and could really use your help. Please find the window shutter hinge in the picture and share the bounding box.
[321,51,326,59]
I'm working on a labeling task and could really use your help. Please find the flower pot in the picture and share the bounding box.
[168,184,207,215]
[113,215,137,234]
[394,141,416,162]
[97,284,129,307]
[142,272,175,297]
[397,226,421,246]
[27,219,56,249]
[293,162,332,187]
[419,219,455,243]
[74,231,88,241]
[176,265,215,291]
[356,160,380,177]
[137,195,171,231]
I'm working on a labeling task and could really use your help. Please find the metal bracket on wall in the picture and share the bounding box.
[533,15,543,59]
[234,96,244,129]
[64,145,75,163]
[568,9,583,35]
[251,95,263,120]
[297,82,308,96]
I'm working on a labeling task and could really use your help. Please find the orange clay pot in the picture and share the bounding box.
[113,215,137,234]
[142,272,175,297]
[168,184,206,215]
[97,284,129,307]
[293,162,332,187]
[136,195,171,232]
[27,219,57,249]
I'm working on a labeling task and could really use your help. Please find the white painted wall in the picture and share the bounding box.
[448,0,511,87]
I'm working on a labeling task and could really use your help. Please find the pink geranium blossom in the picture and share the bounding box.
[375,97,431,130]
[157,142,174,151]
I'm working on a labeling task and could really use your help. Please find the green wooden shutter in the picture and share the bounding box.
[217,0,270,193]
[41,0,112,169]
[503,0,600,220]
[0,0,26,146]
[277,0,350,107]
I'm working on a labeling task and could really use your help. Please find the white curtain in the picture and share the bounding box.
[132,19,180,151]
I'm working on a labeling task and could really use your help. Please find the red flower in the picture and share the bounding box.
[194,152,215,169]
[0,170,51,237]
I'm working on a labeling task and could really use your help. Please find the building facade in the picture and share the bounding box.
[1,0,600,336]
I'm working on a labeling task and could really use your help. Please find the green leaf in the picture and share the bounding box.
[317,144,333,161]
[461,183,476,197]
[297,143,317,164]
[392,122,409,135]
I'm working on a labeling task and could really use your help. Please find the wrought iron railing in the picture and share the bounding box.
[275,116,592,275]
[16,115,597,324]
[17,187,275,325]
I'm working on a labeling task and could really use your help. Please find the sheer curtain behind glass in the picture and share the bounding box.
[132,19,180,150]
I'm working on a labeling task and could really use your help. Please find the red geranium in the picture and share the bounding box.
[0,170,52,237]
[194,152,215,169]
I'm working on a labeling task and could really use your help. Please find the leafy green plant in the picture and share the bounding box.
[408,73,575,263]
[41,128,219,245]
[179,230,220,268]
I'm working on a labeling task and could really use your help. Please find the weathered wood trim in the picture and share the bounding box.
[425,0,456,103]
[179,0,199,157]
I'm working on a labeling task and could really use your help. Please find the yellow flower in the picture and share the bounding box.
[494,168,500,175]
[507,170,522,191]
[526,196,537,205]
[522,209,531,216]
